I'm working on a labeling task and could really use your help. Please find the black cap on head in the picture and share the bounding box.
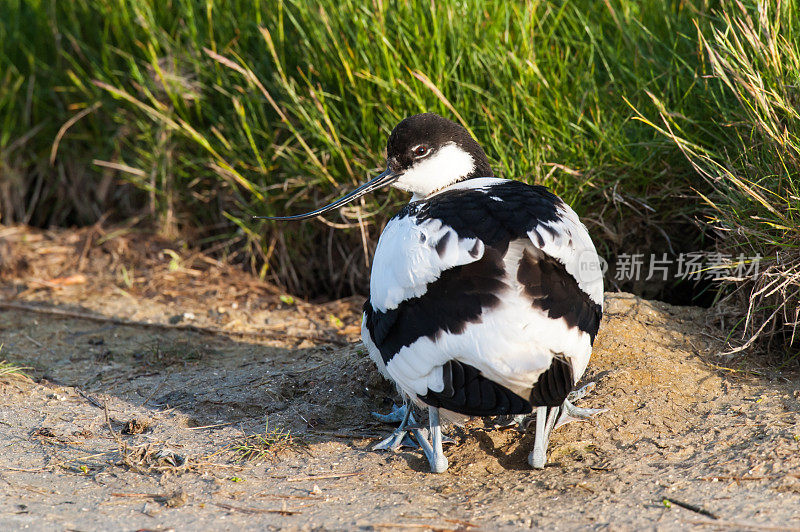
[386,113,493,179]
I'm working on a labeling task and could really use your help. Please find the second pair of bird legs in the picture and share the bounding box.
[372,382,605,473]
[372,402,451,473]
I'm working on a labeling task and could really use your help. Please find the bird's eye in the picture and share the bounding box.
[412,145,429,158]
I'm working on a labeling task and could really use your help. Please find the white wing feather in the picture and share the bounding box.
[369,215,484,312]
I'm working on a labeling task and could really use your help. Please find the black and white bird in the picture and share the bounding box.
[261,113,604,473]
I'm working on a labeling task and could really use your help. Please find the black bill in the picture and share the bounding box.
[254,168,399,221]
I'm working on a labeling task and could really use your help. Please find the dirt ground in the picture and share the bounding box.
[0,224,799,531]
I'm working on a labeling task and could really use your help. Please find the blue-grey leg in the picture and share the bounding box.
[568,381,596,402]
[529,406,548,469]
[372,402,409,423]
[372,403,417,450]
[412,407,449,473]
[555,382,607,429]
[529,382,606,468]
[528,406,560,469]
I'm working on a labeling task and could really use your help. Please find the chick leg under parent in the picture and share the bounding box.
[373,404,451,473]
[372,403,417,451]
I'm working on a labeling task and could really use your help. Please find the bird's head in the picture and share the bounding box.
[385,113,493,199]
[258,113,493,221]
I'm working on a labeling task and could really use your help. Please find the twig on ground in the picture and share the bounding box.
[185,422,235,431]
[76,388,104,409]
[307,429,382,440]
[139,376,168,407]
[703,362,764,377]
[20,333,59,357]
[1,466,52,473]
[662,497,719,519]
[213,502,301,516]
[0,451,114,473]
[284,471,363,482]
[104,402,124,447]
[254,493,324,500]
[699,475,772,482]
[401,515,478,528]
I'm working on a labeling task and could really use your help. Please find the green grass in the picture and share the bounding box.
[0,1,798,352]
[0,360,30,379]
[0,0,717,291]
[633,1,800,355]
[227,419,296,463]
[0,344,31,379]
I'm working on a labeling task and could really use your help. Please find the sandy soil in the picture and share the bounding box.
[0,224,799,531]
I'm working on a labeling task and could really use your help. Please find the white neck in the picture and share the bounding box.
[392,143,475,199]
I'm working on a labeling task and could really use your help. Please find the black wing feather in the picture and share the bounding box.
[529,357,574,407]
[419,360,532,417]
[403,181,563,254]
[516,247,602,344]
